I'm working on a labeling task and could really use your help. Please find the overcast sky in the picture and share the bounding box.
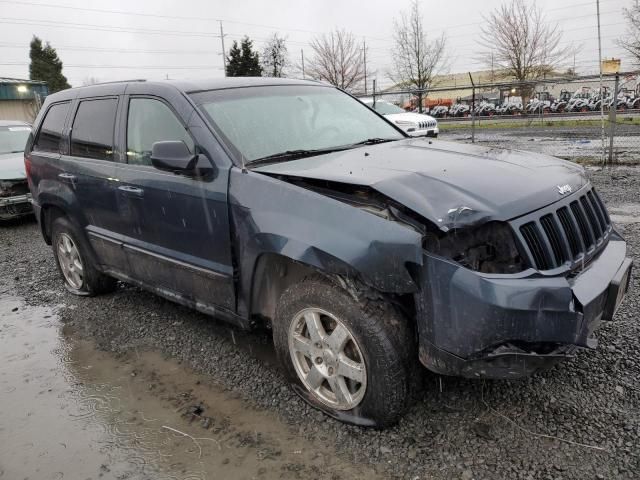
[0,0,633,88]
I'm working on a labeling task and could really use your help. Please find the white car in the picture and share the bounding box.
[362,99,438,137]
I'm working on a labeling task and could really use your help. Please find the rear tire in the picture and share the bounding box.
[51,216,117,296]
[273,275,416,428]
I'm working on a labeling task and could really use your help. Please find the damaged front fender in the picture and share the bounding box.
[229,169,424,316]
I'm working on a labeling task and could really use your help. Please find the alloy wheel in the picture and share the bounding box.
[57,233,84,290]
[288,307,367,411]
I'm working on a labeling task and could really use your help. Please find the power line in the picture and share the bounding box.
[0,62,223,70]
[0,0,623,46]
[0,0,395,43]
[0,17,221,38]
[0,43,217,54]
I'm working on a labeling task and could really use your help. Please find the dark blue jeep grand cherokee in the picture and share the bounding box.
[25,78,632,427]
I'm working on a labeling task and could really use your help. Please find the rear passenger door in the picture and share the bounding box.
[30,100,72,192]
[114,95,235,311]
[63,96,127,271]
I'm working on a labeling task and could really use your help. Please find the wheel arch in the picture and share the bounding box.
[248,252,418,329]
[39,202,70,245]
[249,253,319,324]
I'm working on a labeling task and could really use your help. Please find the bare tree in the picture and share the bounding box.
[390,0,447,112]
[479,0,573,102]
[618,0,640,66]
[261,33,289,77]
[306,29,364,91]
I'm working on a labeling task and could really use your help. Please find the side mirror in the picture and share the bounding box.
[150,141,216,180]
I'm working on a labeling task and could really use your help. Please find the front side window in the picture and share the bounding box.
[0,125,31,155]
[33,102,70,154]
[70,98,118,161]
[126,98,194,166]
[191,85,404,162]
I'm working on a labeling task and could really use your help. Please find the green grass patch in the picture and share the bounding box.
[438,116,640,131]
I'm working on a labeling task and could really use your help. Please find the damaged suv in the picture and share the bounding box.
[26,79,632,427]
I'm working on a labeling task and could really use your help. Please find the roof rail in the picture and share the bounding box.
[81,79,147,87]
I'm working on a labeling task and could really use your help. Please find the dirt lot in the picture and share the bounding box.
[441,122,640,164]
[1,167,639,480]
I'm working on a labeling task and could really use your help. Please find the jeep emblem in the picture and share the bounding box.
[557,184,572,195]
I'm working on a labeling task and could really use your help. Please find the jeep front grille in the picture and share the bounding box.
[515,187,611,271]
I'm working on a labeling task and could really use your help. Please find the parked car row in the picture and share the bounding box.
[398,84,640,119]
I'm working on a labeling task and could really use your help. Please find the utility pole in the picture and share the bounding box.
[608,73,619,164]
[596,0,605,165]
[372,79,377,108]
[491,52,494,83]
[363,39,367,95]
[469,72,476,144]
[301,49,305,79]
[220,21,227,76]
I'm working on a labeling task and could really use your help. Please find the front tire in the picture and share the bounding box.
[273,275,415,428]
[51,216,117,296]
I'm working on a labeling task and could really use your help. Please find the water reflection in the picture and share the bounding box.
[0,293,379,480]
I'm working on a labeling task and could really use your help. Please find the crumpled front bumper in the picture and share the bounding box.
[0,193,33,219]
[415,233,632,379]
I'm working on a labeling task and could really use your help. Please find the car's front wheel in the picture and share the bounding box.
[273,275,415,427]
[51,216,117,296]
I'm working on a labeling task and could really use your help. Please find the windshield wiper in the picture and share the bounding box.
[246,138,400,167]
[349,137,399,146]
[246,146,351,166]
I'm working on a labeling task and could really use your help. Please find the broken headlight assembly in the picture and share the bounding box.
[0,180,29,198]
[424,221,525,274]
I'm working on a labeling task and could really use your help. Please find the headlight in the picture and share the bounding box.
[424,221,525,274]
[395,120,416,126]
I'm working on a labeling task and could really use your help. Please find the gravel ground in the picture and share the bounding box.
[1,167,639,480]
[440,124,640,164]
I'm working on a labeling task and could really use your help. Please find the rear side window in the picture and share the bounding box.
[70,98,118,161]
[126,97,194,166]
[33,102,70,153]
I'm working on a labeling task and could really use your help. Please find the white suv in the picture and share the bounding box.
[362,99,438,137]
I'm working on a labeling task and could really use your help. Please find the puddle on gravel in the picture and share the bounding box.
[0,294,381,480]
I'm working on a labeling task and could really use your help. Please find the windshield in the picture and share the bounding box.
[369,101,406,115]
[191,85,403,162]
[0,125,31,155]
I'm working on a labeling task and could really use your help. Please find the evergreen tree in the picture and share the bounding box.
[226,41,243,77]
[239,37,262,76]
[226,36,262,77]
[29,36,71,93]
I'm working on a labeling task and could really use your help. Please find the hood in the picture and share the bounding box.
[384,112,436,124]
[0,152,26,180]
[253,138,588,231]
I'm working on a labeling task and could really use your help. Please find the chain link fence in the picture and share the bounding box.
[356,72,640,165]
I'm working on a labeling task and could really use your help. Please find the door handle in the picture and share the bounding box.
[118,185,145,198]
[58,173,77,184]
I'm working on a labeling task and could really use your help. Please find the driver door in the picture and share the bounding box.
[114,95,235,311]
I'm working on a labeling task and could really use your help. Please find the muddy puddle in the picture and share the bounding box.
[0,294,382,480]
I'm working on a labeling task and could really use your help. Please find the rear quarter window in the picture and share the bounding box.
[70,98,118,161]
[33,102,70,154]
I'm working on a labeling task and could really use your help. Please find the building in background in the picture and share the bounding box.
[0,78,49,123]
